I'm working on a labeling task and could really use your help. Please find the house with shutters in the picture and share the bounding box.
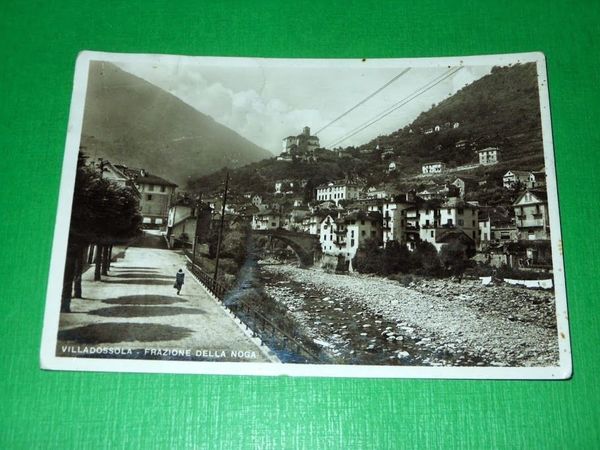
[513,189,550,241]
[477,147,501,165]
[503,170,531,189]
[422,161,446,175]
[115,165,177,228]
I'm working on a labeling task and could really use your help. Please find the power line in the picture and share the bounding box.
[326,67,461,148]
[325,66,463,148]
[314,68,411,135]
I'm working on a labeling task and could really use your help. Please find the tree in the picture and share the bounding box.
[353,238,383,274]
[381,241,411,275]
[439,239,471,280]
[61,154,142,312]
[221,230,248,266]
[410,241,442,276]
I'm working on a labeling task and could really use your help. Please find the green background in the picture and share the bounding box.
[1,1,598,448]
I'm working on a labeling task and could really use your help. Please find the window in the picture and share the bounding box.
[161,185,166,192]
[371,230,376,236]
[458,219,464,226]
[361,230,366,236]
[361,220,365,225]
[447,208,451,214]
[458,208,464,215]
[430,230,434,237]
[146,194,153,201]
[148,184,154,191]
[472,220,475,226]
[351,239,355,247]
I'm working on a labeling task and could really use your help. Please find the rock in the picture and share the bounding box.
[396,350,410,359]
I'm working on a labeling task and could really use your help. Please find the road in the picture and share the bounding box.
[57,232,275,363]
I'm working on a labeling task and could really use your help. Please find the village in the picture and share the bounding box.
[150,125,552,281]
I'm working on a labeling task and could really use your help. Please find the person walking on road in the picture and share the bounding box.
[174,268,185,295]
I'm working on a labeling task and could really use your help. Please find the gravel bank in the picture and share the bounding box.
[262,264,559,367]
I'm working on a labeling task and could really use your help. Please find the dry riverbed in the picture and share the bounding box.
[260,263,559,367]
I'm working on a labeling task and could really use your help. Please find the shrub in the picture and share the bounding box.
[353,238,383,274]
[410,241,442,276]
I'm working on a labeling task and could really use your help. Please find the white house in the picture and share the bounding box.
[415,198,478,251]
[513,190,550,240]
[422,162,446,175]
[342,211,383,262]
[477,147,500,165]
[382,195,415,246]
[319,215,340,255]
[528,169,546,189]
[315,181,361,205]
[251,210,281,230]
[503,170,530,189]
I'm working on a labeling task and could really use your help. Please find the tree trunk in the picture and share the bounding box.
[61,246,77,313]
[101,245,109,276]
[107,245,113,271]
[73,245,86,298]
[94,243,102,281]
[87,244,94,264]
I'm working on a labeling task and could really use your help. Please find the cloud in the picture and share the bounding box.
[116,61,491,154]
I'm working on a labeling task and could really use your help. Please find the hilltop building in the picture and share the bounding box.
[278,126,319,162]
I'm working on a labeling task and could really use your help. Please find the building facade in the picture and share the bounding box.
[513,190,550,240]
[477,147,500,165]
[422,162,446,174]
[315,181,361,204]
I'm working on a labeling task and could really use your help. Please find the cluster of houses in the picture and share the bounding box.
[159,128,552,269]
[242,165,551,270]
[421,121,461,135]
[422,147,501,175]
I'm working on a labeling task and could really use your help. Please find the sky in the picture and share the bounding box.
[117,59,493,154]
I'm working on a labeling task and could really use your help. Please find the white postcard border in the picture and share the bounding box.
[40,50,572,380]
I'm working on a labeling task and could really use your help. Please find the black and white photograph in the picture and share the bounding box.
[41,51,571,378]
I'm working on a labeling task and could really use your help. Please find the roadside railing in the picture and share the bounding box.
[183,249,227,299]
[182,248,320,362]
[234,302,321,362]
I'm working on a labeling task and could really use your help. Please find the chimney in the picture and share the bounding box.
[303,126,310,136]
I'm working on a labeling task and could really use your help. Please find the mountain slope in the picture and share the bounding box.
[80,61,272,186]
[189,63,546,197]
[359,62,544,170]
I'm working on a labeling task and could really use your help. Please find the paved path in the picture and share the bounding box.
[57,236,274,363]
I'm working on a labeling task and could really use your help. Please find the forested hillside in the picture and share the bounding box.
[359,62,543,170]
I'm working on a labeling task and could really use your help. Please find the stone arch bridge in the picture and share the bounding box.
[251,229,320,267]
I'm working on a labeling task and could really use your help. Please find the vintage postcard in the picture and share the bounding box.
[40,51,571,379]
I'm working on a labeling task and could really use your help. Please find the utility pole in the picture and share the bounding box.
[213,172,229,282]
[192,193,202,266]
